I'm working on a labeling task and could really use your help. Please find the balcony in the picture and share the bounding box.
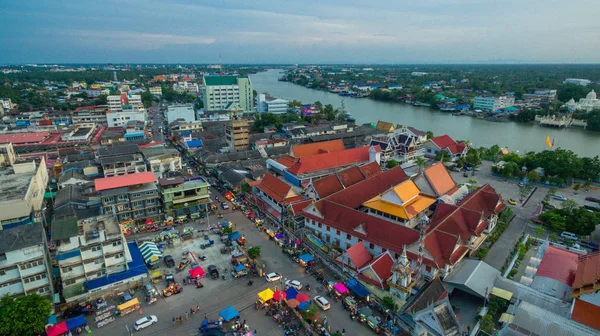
[105,255,126,267]
[19,264,47,278]
[83,262,104,274]
[80,248,103,261]
[61,265,85,278]
[23,277,50,291]
[0,282,24,296]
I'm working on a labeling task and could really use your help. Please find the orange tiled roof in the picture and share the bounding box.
[256,174,297,203]
[571,299,600,330]
[392,180,421,203]
[290,139,344,158]
[572,252,600,289]
[287,145,375,175]
[424,162,457,196]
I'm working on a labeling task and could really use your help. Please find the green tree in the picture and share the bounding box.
[567,208,600,235]
[561,199,578,213]
[465,148,482,167]
[94,94,108,105]
[240,183,251,194]
[415,157,427,174]
[141,90,153,108]
[526,170,541,183]
[435,150,450,162]
[0,294,52,336]
[322,104,336,121]
[480,314,495,334]
[288,100,303,108]
[586,110,600,131]
[314,101,323,111]
[426,131,434,139]
[386,159,399,169]
[222,227,233,234]
[539,210,566,231]
[382,296,399,311]
[533,226,545,239]
[248,246,261,259]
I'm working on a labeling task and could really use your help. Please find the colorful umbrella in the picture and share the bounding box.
[298,301,310,311]
[296,292,309,303]
[286,299,300,308]
[285,287,298,300]
[273,290,286,301]
[145,219,154,225]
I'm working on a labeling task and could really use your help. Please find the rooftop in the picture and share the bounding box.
[0,223,44,254]
[0,165,36,203]
[95,171,157,191]
[534,246,578,286]
[204,75,239,86]
[0,132,50,144]
[289,139,345,158]
[51,216,79,241]
[287,145,378,175]
[98,143,141,157]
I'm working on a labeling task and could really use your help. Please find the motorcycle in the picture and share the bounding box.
[222,275,226,280]
[247,280,254,286]
[199,256,207,261]
[306,284,310,291]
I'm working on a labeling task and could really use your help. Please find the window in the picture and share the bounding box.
[114,253,123,259]
[94,258,102,264]
[326,226,330,232]
[346,243,352,250]
[145,191,154,196]
[104,196,114,203]
[24,273,47,283]
[63,279,76,286]
[346,234,351,240]
[317,223,322,228]
[135,210,144,216]
[0,254,7,261]
[62,266,72,273]
[336,230,340,236]
[112,241,122,247]
[132,193,141,198]
[369,243,375,249]
[425,266,431,272]
[91,246,101,252]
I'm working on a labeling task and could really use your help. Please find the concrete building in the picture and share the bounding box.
[249,174,302,222]
[423,135,468,162]
[98,144,147,177]
[159,176,210,218]
[167,104,195,124]
[106,93,146,127]
[96,172,162,225]
[0,223,53,298]
[226,119,250,150]
[566,90,600,112]
[51,211,129,302]
[141,147,182,179]
[0,98,15,113]
[563,78,591,86]
[202,75,253,112]
[0,158,49,229]
[70,106,107,124]
[149,86,162,96]
[0,142,17,167]
[258,94,288,114]
[473,95,515,111]
[173,82,199,96]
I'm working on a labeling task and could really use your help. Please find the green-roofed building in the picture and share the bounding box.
[202,75,253,112]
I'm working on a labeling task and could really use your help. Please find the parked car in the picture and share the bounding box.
[164,255,175,267]
[314,296,331,310]
[265,272,282,282]
[553,195,567,201]
[518,182,525,187]
[584,205,600,212]
[560,231,578,241]
[585,197,600,203]
[134,315,158,331]
[580,241,599,251]
[221,202,229,210]
[143,284,159,298]
[285,280,303,290]
[507,199,517,205]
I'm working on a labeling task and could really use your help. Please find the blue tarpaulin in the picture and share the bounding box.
[298,302,310,311]
[85,242,147,290]
[220,222,231,227]
[235,264,245,272]
[346,279,371,298]
[299,254,314,263]
[285,287,298,300]
[229,232,242,240]
[219,306,239,321]
[65,314,86,330]
[47,314,57,326]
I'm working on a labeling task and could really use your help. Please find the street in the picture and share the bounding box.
[90,187,372,336]
[150,102,165,142]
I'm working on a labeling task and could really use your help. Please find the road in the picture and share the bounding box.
[92,188,371,336]
[150,102,165,142]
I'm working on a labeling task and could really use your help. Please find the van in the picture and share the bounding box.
[561,231,578,241]
[143,284,159,297]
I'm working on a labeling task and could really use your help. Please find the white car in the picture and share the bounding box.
[285,280,303,290]
[134,315,158,331]
[553,195,567,201]
[265,272,282,282]
[314,296,330,310]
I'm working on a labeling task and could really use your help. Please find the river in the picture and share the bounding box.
[250,69,598,157]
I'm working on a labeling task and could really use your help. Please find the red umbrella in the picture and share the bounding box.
[145,219,154,225]
[296,292,309,303]
[273,291,287,301]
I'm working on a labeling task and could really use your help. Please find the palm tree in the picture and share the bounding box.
[416,157,427,174]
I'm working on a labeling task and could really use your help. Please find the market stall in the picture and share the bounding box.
[273,290,286,301]
[46,322,68,336]
[298,253,315,267]
[298,302,310,311]
[258,288,275,303]
[189,266,205,279]
[151,270,164,284]
[219,306,239,322]
[334,283,349,295]
[345,278,371,301]
[233,264,247,278]
[139,242,163,269]
[65,314,86,331]
[220,221,232,229]
[117,298,140,316]
[284,287,298,300]
[295,292,309,303]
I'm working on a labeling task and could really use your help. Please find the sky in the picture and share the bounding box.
[1,0,599,64]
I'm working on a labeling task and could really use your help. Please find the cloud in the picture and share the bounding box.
[58,30,217,50]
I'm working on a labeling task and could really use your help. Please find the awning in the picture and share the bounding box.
[117,298,139,311]
[499,313,515,323]
[334,283,349,294]
[299,254,314,263]
[189,266,205,278]
[139,242,163,264]
[235,264,245,272]
[46,322,68,336]
[65,314,86,330]
[258,288,274,303]
[229,232,242,240]
[219,306,239,321]
[346,278,371,298]
[151,270,163,278]
[298,302,310,311]
[285,287,298,300]
[275,233,284,240]
[491,287,513,301]
[221,222,232,227]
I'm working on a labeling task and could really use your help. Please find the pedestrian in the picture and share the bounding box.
[253,331,257,335]
[172,316,175,325]
[185,312,189,320]
[190,307,193,315]
[197,305,200,312]
[342,328,346,335]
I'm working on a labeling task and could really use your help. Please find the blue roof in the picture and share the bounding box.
[66,315,86,330]
[181,131,192,135]
[186,139,203,148]
[229,232,242,240]
[219,306,239,321]
[85,242,147,291]
[298,302,310,311]
[299,254,314,263]
[235,264,245,271]
[56,249,81,261]
[220,222,231,227]
[346,278,371,298]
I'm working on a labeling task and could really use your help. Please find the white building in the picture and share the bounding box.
[258,94,288,114]
[0,98,16,113]
[473,95,515,111]
[0,223,53,298]
[149,86,162,96]
[563,78,592,86]
[173,82,199,96]
[142,147,183,179]
[566,90,600,112]
[52,213,129,302]
[167,104,196,124]
[202,75,253,112]
[106,93,146,127]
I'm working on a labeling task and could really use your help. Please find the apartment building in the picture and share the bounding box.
[149,86,162,96]
[0,142,17,167]
[159,176,210,218]
[98,144,147,177]
[225,119,250,150]
[106,93,146,127]
[258,94,288,114]
[0,223,53,298]
[0,98,16,113]
[0,158,48,229]
[70,106,107,124]
[202,75,253,112]
[142,147,182,179]
[167,104,195,124]
[173,82,200,96]
[96,172,162,224]
[473,95,515,111]
[52,212,128,302]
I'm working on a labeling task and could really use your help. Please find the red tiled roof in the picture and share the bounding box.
[0,132,50,144]
[428,205,483,242]
[288,199,313,216]
[424,162,457,196]
[571,299,600,330]
[447,142,467,155]
[346,242,373,269]
[313,175,344,199]
[366,252,394,282]
[459,184,502,218]
[424,230,460,268]
[290,139,344,158]
[429,134,457,149]
[325,166,409,209]
[338,166,365,187]
[95,171,157,191]
[302,200,420,255]
[572,252,600,289]
[287,146,375,175]
[275,156,297,168]
[256,174,294,203]
[536,246,578,286]
[359,161,383,178]
[283,195,305,204]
